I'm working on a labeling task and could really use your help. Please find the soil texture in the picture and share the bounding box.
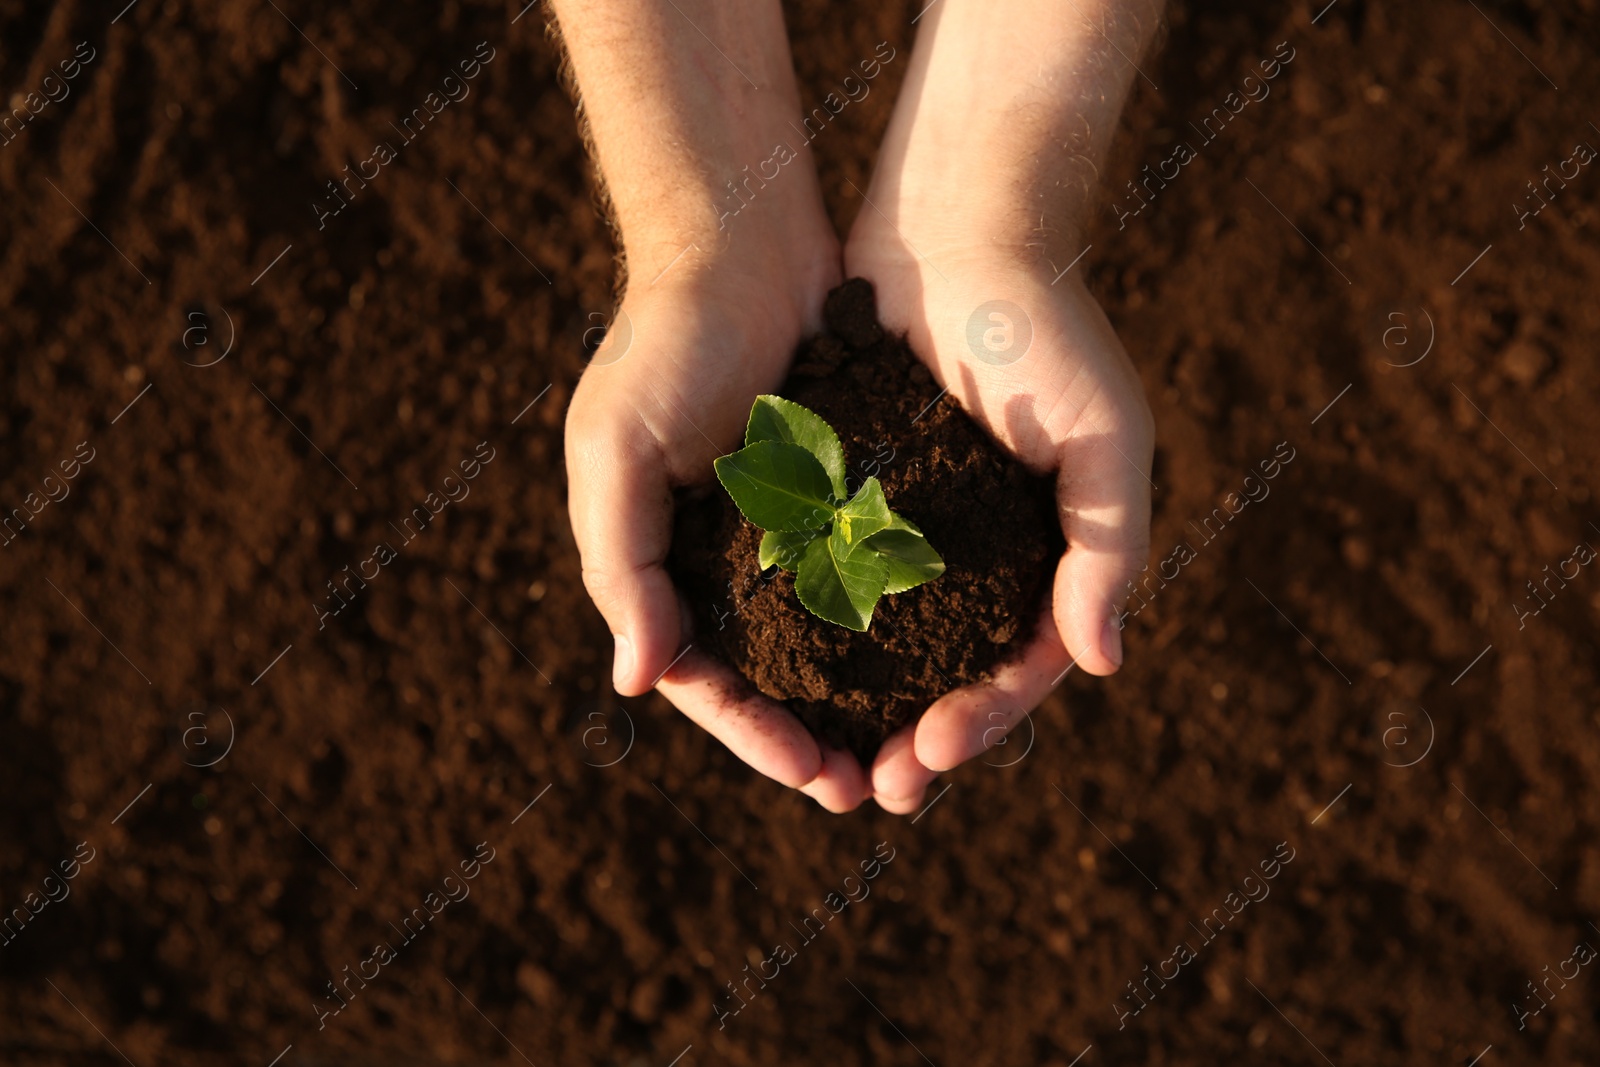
[2,1,1600,1066]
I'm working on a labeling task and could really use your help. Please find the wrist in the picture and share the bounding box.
[618,204,841,344]
[616,141,839,301]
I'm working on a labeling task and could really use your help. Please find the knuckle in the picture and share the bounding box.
[578,564,631,618]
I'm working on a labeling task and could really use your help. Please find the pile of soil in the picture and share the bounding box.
[3,1,1600,1066]
[670,279,1062,764]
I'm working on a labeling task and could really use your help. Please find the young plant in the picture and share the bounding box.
[714,395,944,631]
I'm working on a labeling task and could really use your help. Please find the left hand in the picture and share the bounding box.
[827,0,1163,815]
[842,214,1155,815]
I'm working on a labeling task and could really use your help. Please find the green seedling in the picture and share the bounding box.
[714,395,945,631]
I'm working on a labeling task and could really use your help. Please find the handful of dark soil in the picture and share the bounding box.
[668,280,1063,765]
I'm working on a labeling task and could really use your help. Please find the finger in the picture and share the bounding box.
[565,412,683,696]
[1052,424,1153,677]
[871,726,936,814]
[914,605,1070,772]
[656,649,823,789]
[798,746,870,813]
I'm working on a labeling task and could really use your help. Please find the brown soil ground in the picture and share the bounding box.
[2,1,1599,1065]
[670,279,1062,766]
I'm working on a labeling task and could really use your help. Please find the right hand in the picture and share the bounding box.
[563,223,875,812]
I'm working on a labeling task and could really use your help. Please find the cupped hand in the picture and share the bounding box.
[565,227,878,812]
[844,219,1155,815]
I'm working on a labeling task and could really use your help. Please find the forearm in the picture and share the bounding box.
[551,0,828,283]
[873,0,1164,256]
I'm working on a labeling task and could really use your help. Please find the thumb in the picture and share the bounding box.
[1052,421,1152,676]
[566,412,684,696]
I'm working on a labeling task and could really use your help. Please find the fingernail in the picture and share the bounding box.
[1101,613,1124,668]
[612,633,634,690]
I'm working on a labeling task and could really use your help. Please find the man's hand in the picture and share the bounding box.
[555,0,1161,814]
[566,237,876,807]
[842,245,1154,813]
[843,0,1163,813]
[554,0,872,811]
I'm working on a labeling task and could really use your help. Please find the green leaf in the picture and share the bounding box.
[794,527,889,631]
[834,477,894,545]
[714,441,837,533]
[759,528,818,572]
[745,395,848,500]
[865,515,946,594]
